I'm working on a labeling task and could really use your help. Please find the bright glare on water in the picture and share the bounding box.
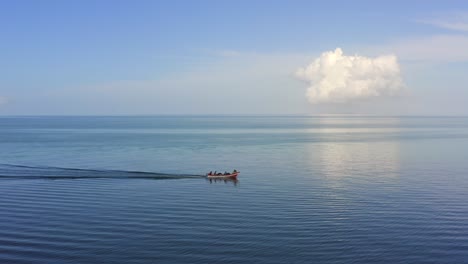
[1,116,468,263]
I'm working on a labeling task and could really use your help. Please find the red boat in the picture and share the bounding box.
[206,171,239,179]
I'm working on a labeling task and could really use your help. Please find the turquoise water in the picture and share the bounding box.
[1,116,468,263]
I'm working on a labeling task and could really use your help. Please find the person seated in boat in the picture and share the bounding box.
[224,171,229,175]
[217,172,222,175]
[232,169,237,173]
[208,171,213,175]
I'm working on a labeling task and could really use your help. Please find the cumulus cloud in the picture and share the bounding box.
[296,48,404,104]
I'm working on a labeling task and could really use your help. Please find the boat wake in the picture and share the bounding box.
[0,164,205,180]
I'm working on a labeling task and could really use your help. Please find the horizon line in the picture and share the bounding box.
[1,114,468,118]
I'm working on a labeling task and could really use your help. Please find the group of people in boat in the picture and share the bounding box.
[207,169,237,176]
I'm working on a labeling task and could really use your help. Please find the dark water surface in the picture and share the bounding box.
[1,116,468,263]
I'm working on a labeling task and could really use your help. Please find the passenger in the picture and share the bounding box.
[208,171,212,175]
[233,169,237,173]
[224,171,229,175]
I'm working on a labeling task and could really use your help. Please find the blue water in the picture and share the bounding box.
[1,116,468,263]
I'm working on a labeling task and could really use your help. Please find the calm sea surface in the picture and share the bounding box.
[1,116,468,263]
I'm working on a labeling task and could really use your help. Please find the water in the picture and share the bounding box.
[1,116,468,263]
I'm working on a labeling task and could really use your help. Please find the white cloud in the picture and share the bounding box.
[367,34,468,63]
[296,48,404,104]
[418,12,468,32]
[363,12,468,63]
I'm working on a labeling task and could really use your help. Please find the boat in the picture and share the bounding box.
[206,171,239,179]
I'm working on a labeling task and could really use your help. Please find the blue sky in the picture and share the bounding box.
[1,0,468,115]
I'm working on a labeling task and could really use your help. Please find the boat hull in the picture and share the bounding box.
[206,172,239,179]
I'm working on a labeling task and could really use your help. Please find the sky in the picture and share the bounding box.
[1,0,468,115]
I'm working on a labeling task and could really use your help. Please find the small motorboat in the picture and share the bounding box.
[206,171,239,179]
